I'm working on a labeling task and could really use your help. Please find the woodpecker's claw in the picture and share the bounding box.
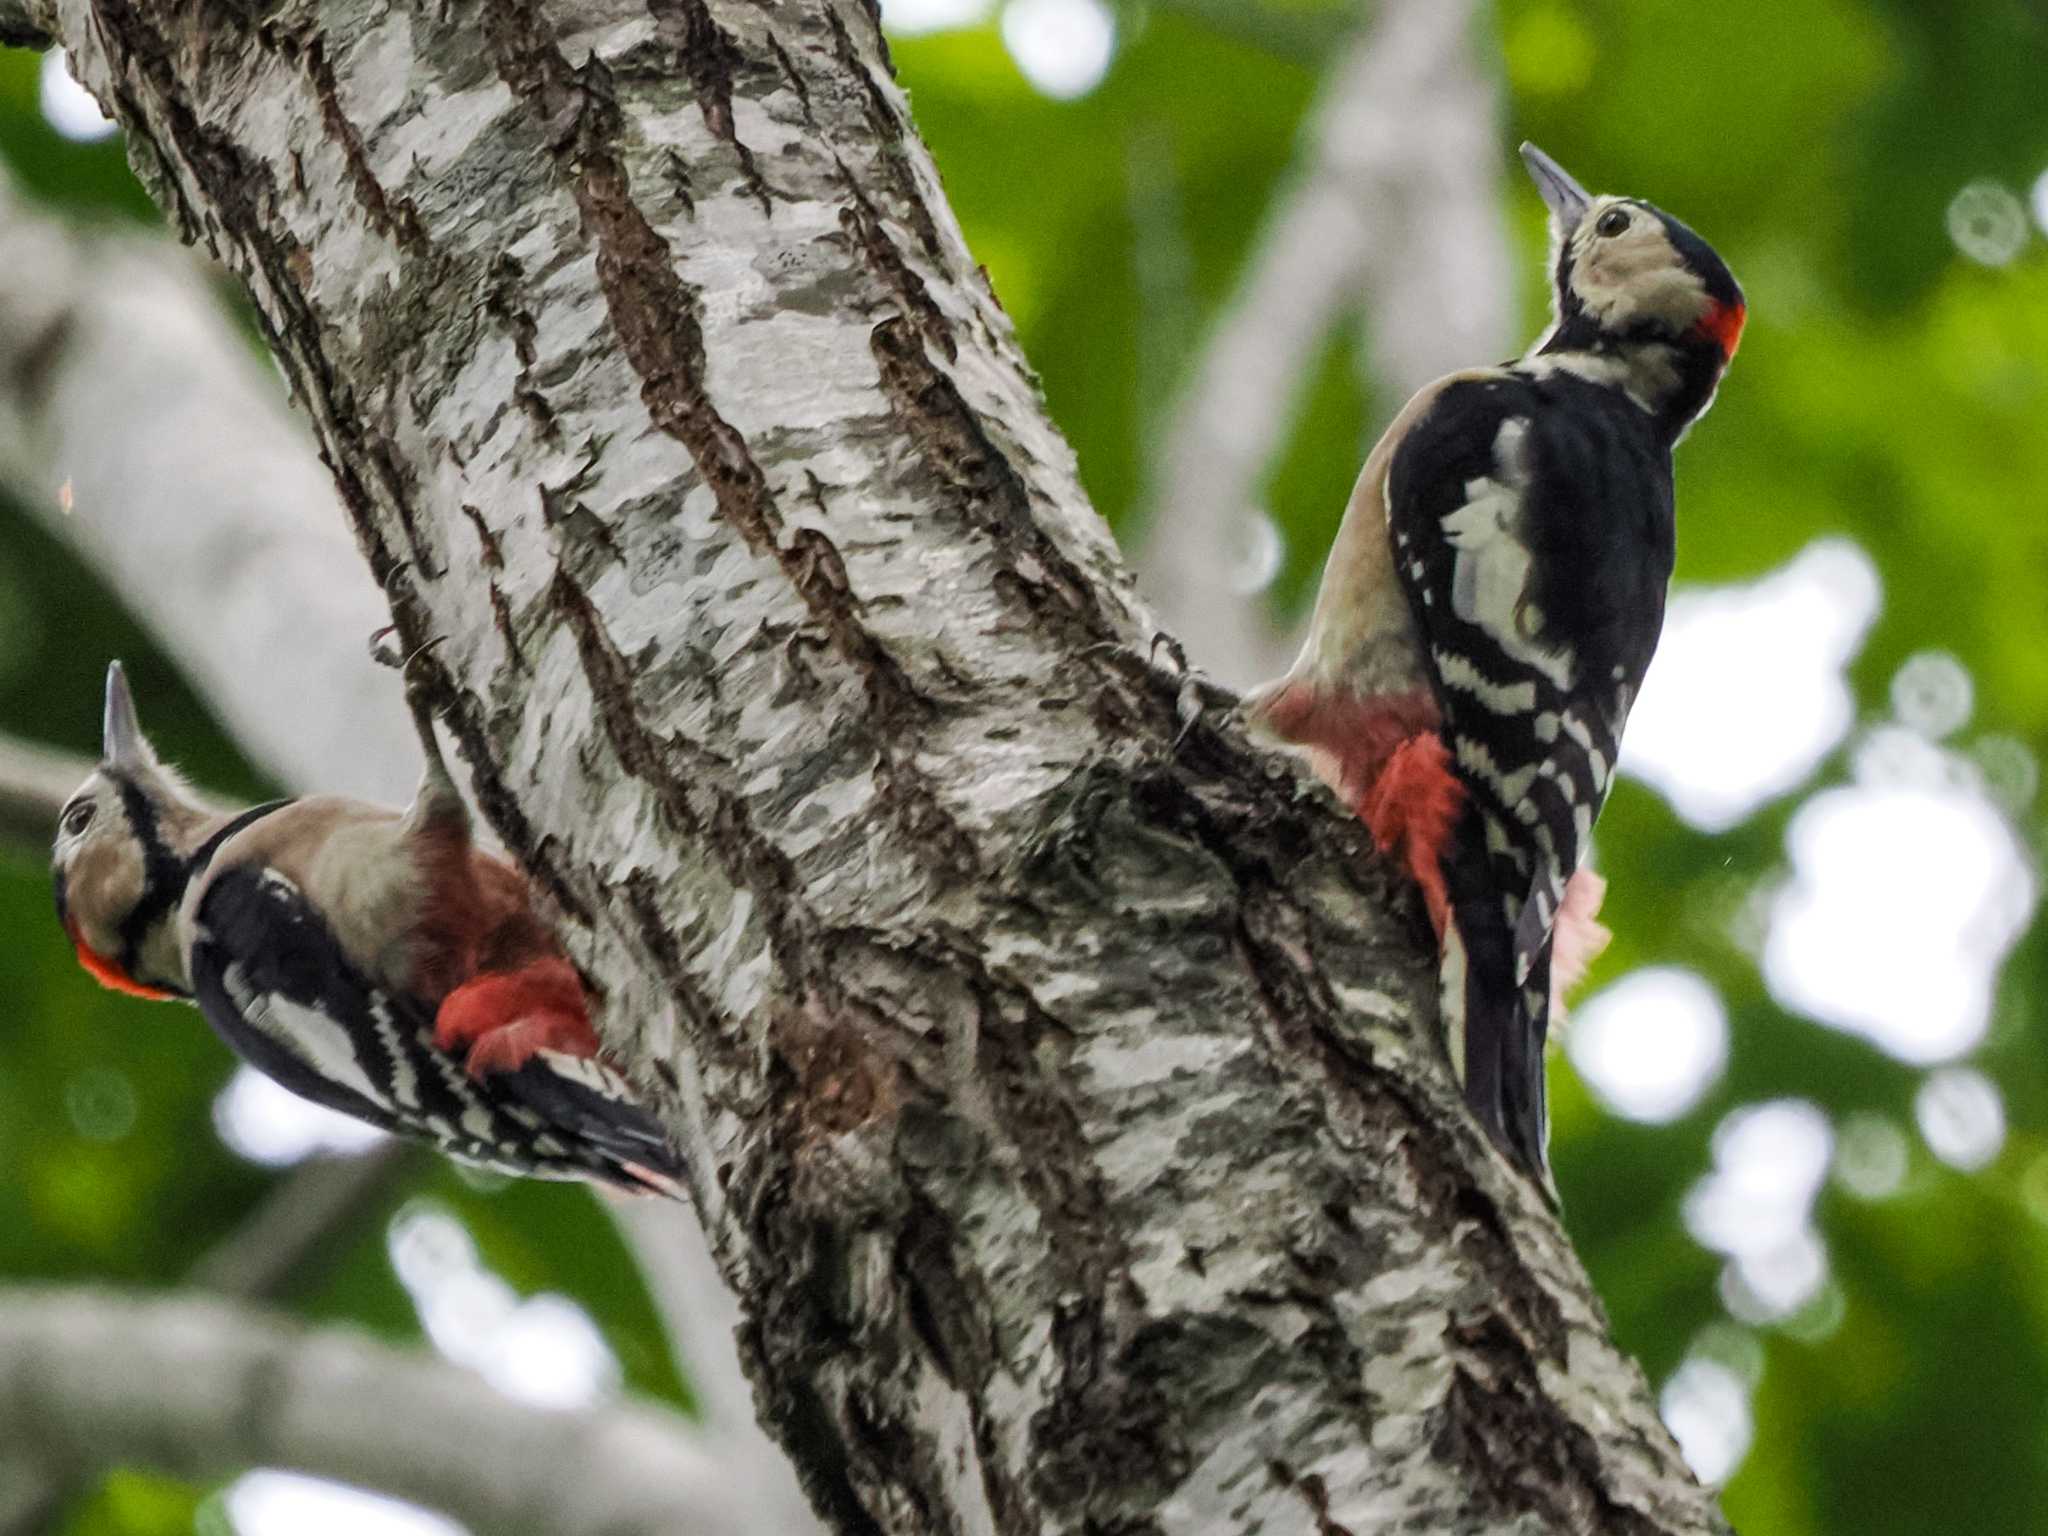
[1148,632,1189,678]
[369,627,450,677]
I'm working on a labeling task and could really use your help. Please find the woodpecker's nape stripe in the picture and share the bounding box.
[50,661,687,1199]
[1249,144,1739,1198]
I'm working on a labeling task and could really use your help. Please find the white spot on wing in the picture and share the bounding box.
[1434,649,1537,713]
[224,965,390,1111]
[372,997,420,1110]
[1454,735,1538,808]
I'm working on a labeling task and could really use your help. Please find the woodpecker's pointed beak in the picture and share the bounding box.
[103,660,150,773]
[1519,142,1592,230]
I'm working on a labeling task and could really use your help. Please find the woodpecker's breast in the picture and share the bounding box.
[182,797,427,993]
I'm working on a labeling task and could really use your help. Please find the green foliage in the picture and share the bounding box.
[2,1,2047,1531]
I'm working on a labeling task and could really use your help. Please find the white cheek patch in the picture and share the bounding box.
[1570,210,1710,332]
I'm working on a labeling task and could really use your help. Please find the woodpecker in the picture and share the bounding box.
[51,661,685,1196]
[1247,144,1744,1194]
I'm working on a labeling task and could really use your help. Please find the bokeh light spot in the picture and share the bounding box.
[1001,0,1115,100]
[1946,181,2029,266]
[388,1202,621,1410]
[1224,511,1284,597]
[1890,650,1973,740]
[213,1065,388,1166]
[1833,1113,1909,1200]
[40,51,117,143]
[1623,540,1879,831]
[225,1472,465,1536]
[1661,1357,1752,1486]
[1566,967,1727,1124]
[1503,1,1595,96]
[1915,1066,2005,1172]
[65,1067,138,1143]
[1685,1100,1833,1323]
[1765,753,2035,1063]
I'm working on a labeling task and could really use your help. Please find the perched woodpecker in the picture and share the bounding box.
[1247,144,1744,1194]
[51,661,685,1196]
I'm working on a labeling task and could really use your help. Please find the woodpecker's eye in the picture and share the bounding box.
[61,801,96,837]
[1595,208,1632,238]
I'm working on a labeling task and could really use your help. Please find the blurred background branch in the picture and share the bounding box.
[0,162,412,804]
[0,152,820,1535]
[0,1288,747,1536]
[0,1147,422,1536]
[1132,0,1511,686]
[0,728,73,852]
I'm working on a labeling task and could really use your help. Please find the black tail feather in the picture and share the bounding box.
[1440,814,1557,1202]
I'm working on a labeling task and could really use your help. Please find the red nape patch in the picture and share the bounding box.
[67,924,175,1002]
[1361,734,1465,943]
[434,957,601,1077]
[1695,299,1746,361]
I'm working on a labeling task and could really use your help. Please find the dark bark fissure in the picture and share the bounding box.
[483,0,994,890]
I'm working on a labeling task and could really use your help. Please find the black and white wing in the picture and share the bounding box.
[186,864,684,1194]
[1390,369,1671,978]
[1386,369,1673,1176]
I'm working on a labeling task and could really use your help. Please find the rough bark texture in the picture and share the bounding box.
[17,1,1728,1531]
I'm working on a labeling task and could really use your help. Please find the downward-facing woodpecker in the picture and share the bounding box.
[1247,144,1744,1195]
[51,661,685,1196]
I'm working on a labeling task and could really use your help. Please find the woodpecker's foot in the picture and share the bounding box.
[1138,634,1219,747]
[435,959,601,1077]
[1147,631,1189,677]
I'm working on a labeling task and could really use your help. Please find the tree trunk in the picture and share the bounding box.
[11,0,1728,1530]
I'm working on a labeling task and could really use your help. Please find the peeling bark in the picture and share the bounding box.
[19,0,1727,1531]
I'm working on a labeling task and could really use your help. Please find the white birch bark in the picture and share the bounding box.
[0,0,1729,1531]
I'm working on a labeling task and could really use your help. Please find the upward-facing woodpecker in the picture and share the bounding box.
[1247,144,1744,1195]
[51,662,685,1195]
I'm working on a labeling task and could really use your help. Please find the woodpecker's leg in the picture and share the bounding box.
[435,956,602,1076]
[379,636,466,833]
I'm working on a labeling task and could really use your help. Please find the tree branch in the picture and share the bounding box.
[184,1143,423,1301]
[612,1199,826,1535]
[0,1288,751,1536]
[33,2,1725,1532]
[1135,0,1514,686]
[0,731,76,857]
[0,158,414,803]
